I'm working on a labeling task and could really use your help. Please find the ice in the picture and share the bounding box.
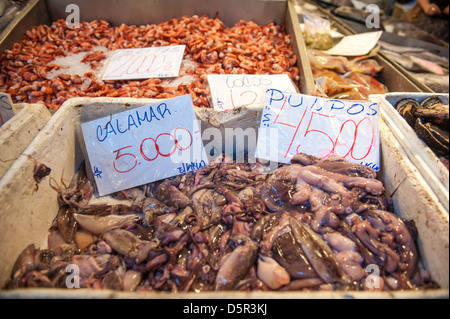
[46,46,112,80]
[160,75,196,87]
[160,57,198,87]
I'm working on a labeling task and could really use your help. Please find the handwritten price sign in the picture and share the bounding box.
[102,45,185,81]
[81,95,208,196]
[255,90,380,170]
[0,92,15,127]
[207,74,298,111]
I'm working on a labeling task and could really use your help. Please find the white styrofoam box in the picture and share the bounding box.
[0,102,52,179]
[0,97,448,298]
[370,93,449,213]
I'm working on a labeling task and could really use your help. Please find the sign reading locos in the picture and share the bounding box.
[81,95,208,196]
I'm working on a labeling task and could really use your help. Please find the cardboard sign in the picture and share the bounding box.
[0,93,15,127]
[102,45,185,81]
[324,31,382,56]
[255,90,380,171]
[207,74,298,111]
[81,95,208,196]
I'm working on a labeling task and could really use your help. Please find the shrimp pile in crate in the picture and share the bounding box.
[6,154,439,292]
[0,15,300,110]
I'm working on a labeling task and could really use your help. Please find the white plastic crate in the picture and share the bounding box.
[0,102,52,179]
[371,93,449,213]
[0,97,448,298]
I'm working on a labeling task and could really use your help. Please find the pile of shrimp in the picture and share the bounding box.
[0,15,300,110]
[6,154,438,292]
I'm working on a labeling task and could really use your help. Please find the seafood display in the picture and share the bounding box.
[6,154,438,292]
[0,0,446,297]
[0,15,299,110]
[308,49,388,100]
[395,96,449,167]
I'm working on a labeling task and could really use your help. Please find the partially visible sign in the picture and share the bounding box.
[207,74,298,111]
[255,90,380,171]
[0,93,15,127]
[81,95,208,196]
[324,31,382,56]
[102,45,186,81]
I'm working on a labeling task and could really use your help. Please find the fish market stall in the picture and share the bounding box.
[0,0,314,112]
[0,0,448,300]
[0,97,448,298]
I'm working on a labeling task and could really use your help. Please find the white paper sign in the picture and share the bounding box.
[207,74,298,111]
[102,45,185,81]
[0,92,15,127]
[81,95,208,196]
[324,31,383,56]
[255,90,380,171]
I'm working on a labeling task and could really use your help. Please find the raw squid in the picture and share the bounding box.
[6,154,438,292]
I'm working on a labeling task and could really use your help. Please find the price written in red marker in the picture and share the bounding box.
[81,95,208,196]
[102,45,185,81]
[112,127,194,173]
[255,90,380,171]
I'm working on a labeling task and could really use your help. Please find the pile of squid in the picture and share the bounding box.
[7,154,438,292]
[0,15,299,110]
[309,49,388,100]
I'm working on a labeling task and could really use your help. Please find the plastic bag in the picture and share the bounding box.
[302,13,334,50]
[348,59,384,76]
[308,49,349,74]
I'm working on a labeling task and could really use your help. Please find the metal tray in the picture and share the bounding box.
[297,0,434,93]
[0,97,448,298]
[0,0,448,299]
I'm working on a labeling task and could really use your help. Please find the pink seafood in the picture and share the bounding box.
[215,234,258,291]
[257,255,290,289]
[0,16,299,110]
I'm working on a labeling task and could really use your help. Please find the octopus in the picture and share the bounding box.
[0,15,299,110]
[5,153,439,292]
[308,49,388,100]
